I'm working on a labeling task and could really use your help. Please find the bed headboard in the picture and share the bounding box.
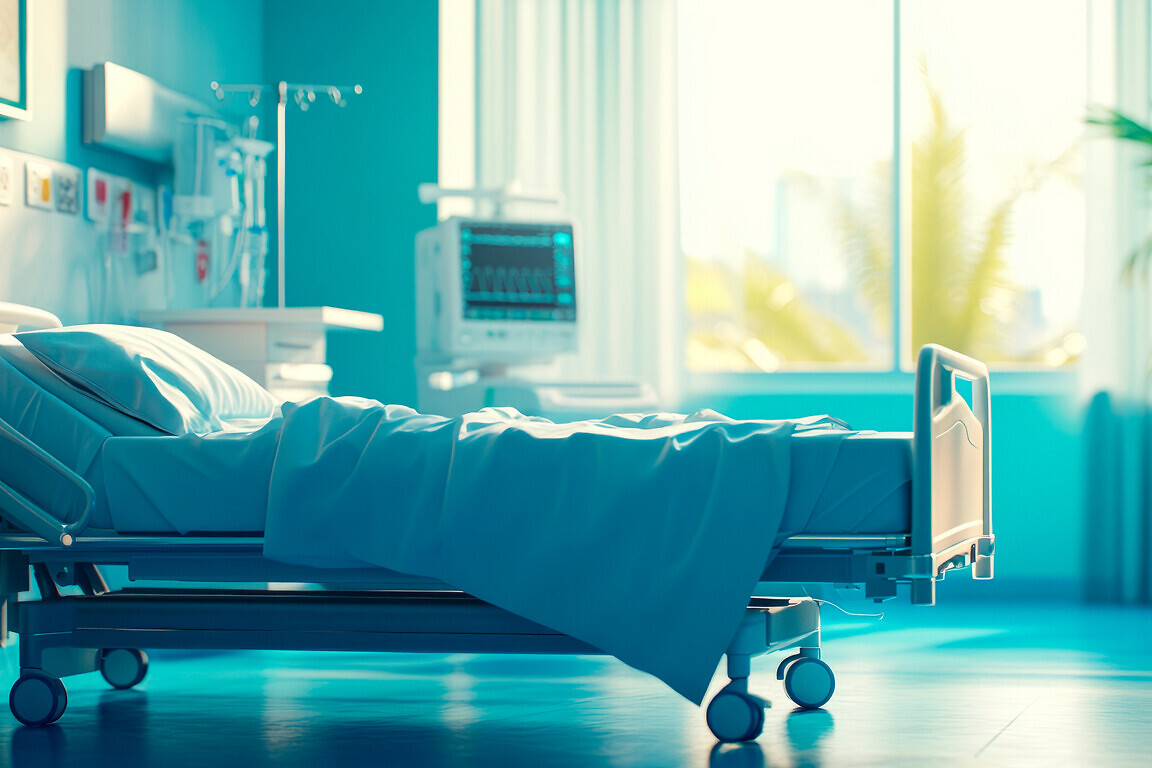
[0,303,62,333]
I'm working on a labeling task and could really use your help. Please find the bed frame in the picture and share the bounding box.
[0,337,993,742]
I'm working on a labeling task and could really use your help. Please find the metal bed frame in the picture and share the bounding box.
[0,344,994,742]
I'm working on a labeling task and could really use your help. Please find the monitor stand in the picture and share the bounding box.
[415,358,659,421]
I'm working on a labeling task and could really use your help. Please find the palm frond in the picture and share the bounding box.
[740,256,870,363]
[955,200,1014,357]
[1086,106,1152,147]
[910,87,975,353]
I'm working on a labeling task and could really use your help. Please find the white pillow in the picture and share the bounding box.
[16,324,279,435]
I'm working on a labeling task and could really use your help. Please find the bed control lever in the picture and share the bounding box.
[0,417,94,547]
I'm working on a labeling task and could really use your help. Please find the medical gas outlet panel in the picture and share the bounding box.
[416,217,578,362]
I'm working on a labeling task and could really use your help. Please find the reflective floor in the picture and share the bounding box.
[3,600,1151,768]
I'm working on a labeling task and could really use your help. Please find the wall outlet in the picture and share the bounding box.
[55,166,82,215]
[87,168,111,223]
[25,161,53,210]
[0,153,12,206]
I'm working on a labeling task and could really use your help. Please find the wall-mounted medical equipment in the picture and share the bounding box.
[415,184,658,419]
[208,80,363,309]
[79,63,217,320]
[172,117,273,308]
[83,63,218,164]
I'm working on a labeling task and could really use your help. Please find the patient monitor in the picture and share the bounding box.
[416,217,578,361]
[415,185,657,419]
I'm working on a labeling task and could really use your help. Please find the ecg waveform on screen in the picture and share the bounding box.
[469,266,555,301]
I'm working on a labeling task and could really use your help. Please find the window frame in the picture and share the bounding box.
[679,0,1090,400]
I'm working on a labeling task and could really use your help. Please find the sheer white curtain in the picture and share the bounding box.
[1081,0,1152,401]
[1079,0,1152,604]
[473,0,682,402]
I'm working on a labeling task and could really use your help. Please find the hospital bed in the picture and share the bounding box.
[0,307,993,743]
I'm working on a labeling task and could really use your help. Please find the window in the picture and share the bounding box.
[679,0,1089,373]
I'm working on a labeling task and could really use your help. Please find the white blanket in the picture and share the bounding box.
[263,397,845,702]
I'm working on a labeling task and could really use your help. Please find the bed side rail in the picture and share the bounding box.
[910,344,993,604]
[0,416,94,546]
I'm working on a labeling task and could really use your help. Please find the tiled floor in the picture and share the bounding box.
[4,600,1150,768]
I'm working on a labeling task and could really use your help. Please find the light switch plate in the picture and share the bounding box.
[55,166,82,214]
[25,161,53,210]
[0,153,12,206]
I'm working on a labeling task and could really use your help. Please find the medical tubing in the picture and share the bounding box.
[99,227,117,323]
[206,211,247,302]
[810,598,884,621]
[254,156,267,228]
[240,249,251,306]
[207,146,265,304]
[244,228,269,305]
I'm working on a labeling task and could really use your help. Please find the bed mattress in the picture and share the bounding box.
[781,429,913,539]
[97,420,912,537]
[1,334,913,538]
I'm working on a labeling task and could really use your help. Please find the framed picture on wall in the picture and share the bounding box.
[0,0,28,120]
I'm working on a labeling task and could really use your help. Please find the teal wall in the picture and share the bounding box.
[263,0,439,405]
[681,387,1085,599]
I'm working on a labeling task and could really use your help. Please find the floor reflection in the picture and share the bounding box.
[2,602,1150,768]
[782,709,834,768]
[709,741,766,768]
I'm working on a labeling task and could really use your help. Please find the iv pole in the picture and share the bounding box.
[277,81,287,310]
[210,80,363,308]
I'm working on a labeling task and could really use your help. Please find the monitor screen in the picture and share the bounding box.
[460,222,576,322]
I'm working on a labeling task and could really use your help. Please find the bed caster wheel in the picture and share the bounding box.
[101,648,149,690]
[10,672,67,727]
[783,657,835,709]
[706,688,767,742]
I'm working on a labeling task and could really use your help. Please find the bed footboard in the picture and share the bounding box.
[759,345,993,605]
[909,344,993,604]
